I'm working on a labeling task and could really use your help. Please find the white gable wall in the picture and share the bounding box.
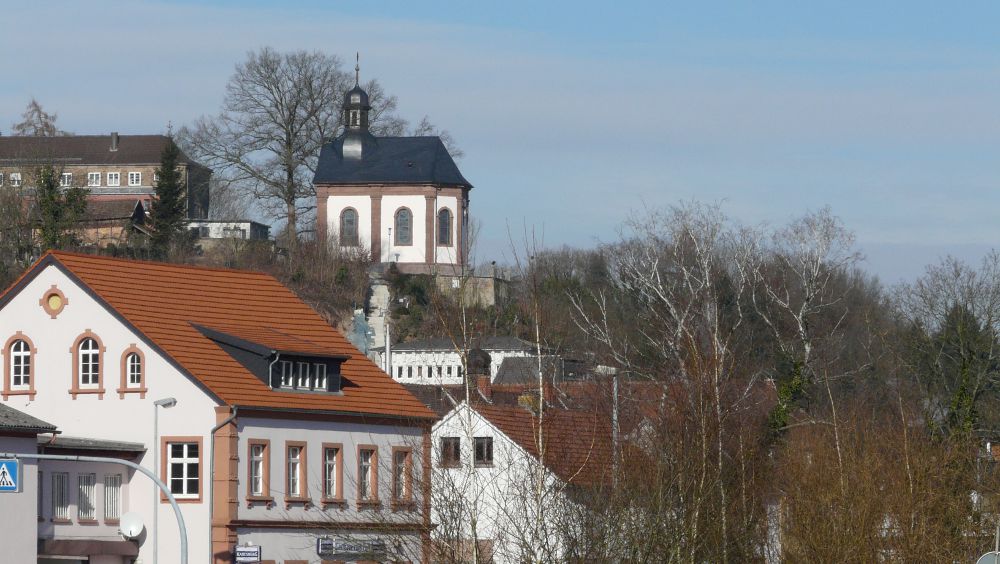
[432,403,569,563]
[0,264,219,564]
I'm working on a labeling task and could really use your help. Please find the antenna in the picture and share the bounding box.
[355,52,360,85]
[118,512,145,539]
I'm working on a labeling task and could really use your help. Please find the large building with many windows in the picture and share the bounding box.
[314,72,472,274]
[0,251,437,563]
[0,133,212,220]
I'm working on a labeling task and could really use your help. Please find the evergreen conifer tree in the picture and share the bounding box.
[149,138,187,256]
[35,165,87,251]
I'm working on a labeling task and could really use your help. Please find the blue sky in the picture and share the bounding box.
[4,1,1000,282]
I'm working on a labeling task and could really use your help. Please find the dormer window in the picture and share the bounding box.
[275,358,333,392]
[193,325,344,395]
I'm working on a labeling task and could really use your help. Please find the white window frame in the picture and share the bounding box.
[0,172,4,186]
[128,171,141,186]
[78,473,97,521]
[78,338,100,387]
[60,173,72,187]
[359,448,375,500]
[52,472,70,520]
[10,339,30,390]
[393,450,411,501]
[286,445,302,497]
[249,443,265,496]
[167,442,200,499]
[324,446,339,499]
[279,360,293,387]
[474,436,494,467]
[107,172,120,187]
[314,363,327,390]
[296,362,310,388]
[87,172,101,187]
[104,474,122,522]
[10,172,22,187]
[126,352,141,387]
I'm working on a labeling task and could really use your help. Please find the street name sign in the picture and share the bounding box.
[317,537,386,560]
[234,545,262,563]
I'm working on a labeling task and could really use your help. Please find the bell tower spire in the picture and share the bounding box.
[343,53,371,132]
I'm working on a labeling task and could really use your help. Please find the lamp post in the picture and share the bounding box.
[152,397,177,564]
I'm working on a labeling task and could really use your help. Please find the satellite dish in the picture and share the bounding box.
[118,512,145,539]
[977,552,1000,564]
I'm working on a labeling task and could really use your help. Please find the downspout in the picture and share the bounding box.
[268,352,281,387]
[209,404,239,564]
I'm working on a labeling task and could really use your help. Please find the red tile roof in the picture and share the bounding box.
[7,251,435,420]
[474,404,613,487]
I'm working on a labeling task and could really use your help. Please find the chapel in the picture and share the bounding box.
[314,63,472,274]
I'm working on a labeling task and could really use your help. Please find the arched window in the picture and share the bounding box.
[117,346,146,398]
[78,338,100,387]
[395,208,412,246]
[10,339,30,390]
[126,353,142,386]
[438,208,452,246]
[340,208,359,246]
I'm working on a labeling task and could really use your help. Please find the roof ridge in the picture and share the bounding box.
[0,134,169,139]
[47,250,273,278]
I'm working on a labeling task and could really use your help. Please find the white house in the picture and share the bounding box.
[374,336,538,386]
[313,68,472,273]
[431,401,612,563]
[0,250,438,563]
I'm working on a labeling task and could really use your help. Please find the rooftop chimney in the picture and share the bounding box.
[477,375,492,401]
[110,132,119,152]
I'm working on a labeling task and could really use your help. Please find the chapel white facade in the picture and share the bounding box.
[314,71,473,273]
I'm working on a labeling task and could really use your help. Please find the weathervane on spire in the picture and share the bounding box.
[355,52,360,86]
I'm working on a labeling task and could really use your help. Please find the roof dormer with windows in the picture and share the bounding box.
[194,325,348,394]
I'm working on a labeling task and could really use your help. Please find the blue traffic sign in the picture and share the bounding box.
[0,459,20,492]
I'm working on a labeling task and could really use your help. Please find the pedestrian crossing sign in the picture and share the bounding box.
[0,459,20,492]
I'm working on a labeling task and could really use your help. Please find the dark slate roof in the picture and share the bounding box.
[494,356,591,385]
[39,435,146,453]
[374,335,535,353]
[0,135,204,167]
[402,384,463,417]
[313,134,471,188]
[0,404,56,433]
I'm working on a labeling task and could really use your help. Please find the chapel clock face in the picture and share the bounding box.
[48,294,63,311]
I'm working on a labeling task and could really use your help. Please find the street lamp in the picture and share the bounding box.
[152,397,177,564]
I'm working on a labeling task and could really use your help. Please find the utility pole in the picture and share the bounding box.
[384,306,392,377]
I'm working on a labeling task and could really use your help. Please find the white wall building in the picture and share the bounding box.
[431,401,612,563]
[373,336,537,386]
[0,251,438,563]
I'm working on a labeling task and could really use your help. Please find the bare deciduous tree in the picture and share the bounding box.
[179,48,462,247]
[10,98,69,137]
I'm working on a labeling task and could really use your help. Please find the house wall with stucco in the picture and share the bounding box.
[233,416,429,562]
[0,264,218,564]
